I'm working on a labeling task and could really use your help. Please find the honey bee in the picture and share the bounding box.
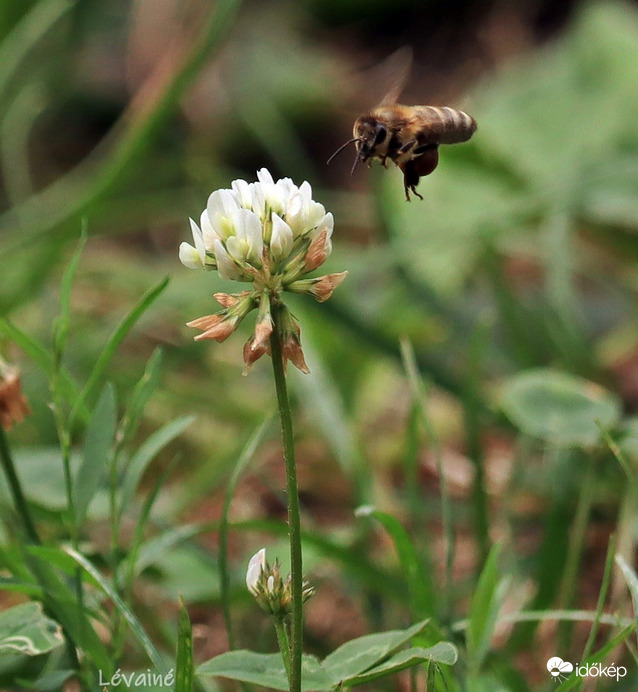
[328,77,477,201]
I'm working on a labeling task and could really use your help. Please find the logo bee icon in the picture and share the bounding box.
[328,51,477,201]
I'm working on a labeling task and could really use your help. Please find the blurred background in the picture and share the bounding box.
[1,0,638,689]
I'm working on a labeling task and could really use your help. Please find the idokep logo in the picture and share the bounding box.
[547,657,574,681]
[546,656,628,682]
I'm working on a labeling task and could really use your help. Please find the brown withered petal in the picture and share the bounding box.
[282,334,310,374]
[186,313,224,330]
[303,229,330,272]
[214,291,250,308]
[187,313,238,342]
[242,336,270,375]
[311,271,348,302]
[0,369,31,431]
[253,316,274,350]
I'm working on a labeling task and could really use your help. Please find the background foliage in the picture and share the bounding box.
[1,0,638,690]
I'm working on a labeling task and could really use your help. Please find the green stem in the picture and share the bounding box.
[269,303,303,692]
[274,615,292,686]
[557,454,597,651]
[0,425,40,544]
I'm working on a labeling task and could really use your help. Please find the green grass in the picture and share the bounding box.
[1,1,638,690]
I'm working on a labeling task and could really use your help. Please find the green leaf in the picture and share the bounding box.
[467,543,509,672]
[341,643,458,687]
[0,602,63,656]
[196,625,455,691]
[175,597,193,692]
[322,618,429,686]
[22,552,113,674]
[118,414,195,518]
[64,546,166,673]
[73,383,116,527]
[197,651,331,691]
[355,506,435,617]
[500,368,621,447]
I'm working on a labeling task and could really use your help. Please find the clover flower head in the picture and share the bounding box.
[180,169,347,373]
[245,548,314,615]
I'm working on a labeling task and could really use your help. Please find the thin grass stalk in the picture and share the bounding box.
[557,454,597,651]
[0,426,40,544]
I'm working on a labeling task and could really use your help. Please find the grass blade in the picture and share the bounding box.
[63,546,166,673]
[69,276,169,425]
[175,596,194,692]
[73,383,116,527]
[467,543,509,673]
[0,318,85,419]
[52,228,86,368]
[118,414,195,519]
[354,506,435,618]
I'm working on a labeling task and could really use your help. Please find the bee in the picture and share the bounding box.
[328,74,477,201]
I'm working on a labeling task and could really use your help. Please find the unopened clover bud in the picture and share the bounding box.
[0,360,30,431]
[245,548,314,615]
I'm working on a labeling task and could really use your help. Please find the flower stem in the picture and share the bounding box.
[274,615,292,686]
[0,426,40,545]
[269,302,303,692]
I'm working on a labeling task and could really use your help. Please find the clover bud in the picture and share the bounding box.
[0,360,30,431]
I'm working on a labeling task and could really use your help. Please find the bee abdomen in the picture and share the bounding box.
[416,106,477,144]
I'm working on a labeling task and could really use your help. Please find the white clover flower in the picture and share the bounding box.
[270,213,294,262]
[180,168,347,373]
[207,189,241,240]
[246,548,266,594]
[178,218,206,269]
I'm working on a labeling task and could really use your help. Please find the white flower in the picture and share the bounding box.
[207,189,240,240]
[181,168,347,373]
[179,218,207,269]
[246,548,266,594]
[199,209,219,251]
[213,239,242,281]
[224,208,263,267]
[270,213,294,261]
[285,182,326,237]
[257,168,287,215]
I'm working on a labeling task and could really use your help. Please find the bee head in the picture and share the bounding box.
[326,116,388,175]
[353,116,387,166]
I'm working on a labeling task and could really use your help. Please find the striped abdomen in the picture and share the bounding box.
[411,106,477,145]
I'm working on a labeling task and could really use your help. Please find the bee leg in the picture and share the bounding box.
[399,160,424,201]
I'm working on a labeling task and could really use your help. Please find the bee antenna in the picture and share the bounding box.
[350,155,360,176]
[326,138,359,165]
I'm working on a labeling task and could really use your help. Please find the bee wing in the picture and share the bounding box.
[377,46,413,106]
